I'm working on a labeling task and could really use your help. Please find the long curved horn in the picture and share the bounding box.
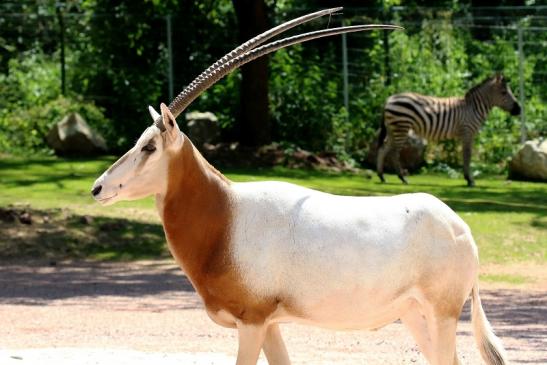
[155,14,402,130]
[153,7,343,130]
[194,7,343,77]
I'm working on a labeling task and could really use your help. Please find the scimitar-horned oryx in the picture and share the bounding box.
[92,8,506,365]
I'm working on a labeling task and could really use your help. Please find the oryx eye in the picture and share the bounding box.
[141,144,156,153]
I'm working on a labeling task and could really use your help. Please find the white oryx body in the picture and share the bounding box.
[91,8,507,365]
[230,182,476,330]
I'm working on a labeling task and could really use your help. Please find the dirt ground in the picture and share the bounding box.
[1,260,545,364]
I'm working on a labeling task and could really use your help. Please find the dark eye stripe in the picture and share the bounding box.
[141,144,156,152]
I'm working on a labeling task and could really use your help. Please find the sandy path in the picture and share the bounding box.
[1,260,545,364]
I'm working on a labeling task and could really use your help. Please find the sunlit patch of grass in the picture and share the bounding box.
[0,156,156,218]
[480,273,531,285]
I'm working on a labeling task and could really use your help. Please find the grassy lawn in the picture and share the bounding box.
[1,156,545,286]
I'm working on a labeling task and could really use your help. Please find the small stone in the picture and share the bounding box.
[509,138,547,181]
[18,211,32,225]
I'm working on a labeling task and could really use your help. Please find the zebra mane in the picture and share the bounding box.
[464,75,496,100]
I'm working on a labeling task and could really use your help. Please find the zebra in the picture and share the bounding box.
[376,74,521,186]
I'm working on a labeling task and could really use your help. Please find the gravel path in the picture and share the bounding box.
[1,260,545,364]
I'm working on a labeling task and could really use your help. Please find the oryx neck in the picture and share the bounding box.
[160,137,233,292]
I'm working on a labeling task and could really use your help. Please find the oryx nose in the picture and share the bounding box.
[91,185,102,196]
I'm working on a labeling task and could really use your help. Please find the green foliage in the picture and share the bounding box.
[0,95,109,155]
[0,50,61,110]
[270,46,342,152]
[0,50,109,154]
[0,2,545,171]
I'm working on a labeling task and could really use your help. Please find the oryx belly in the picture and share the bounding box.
[230,181,468,329]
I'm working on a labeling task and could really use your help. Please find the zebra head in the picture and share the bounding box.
[491,74,521,116]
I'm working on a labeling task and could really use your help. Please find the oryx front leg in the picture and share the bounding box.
[262,324,291,365]
[236,323,267,365]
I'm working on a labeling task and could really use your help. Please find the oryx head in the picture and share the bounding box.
[91,7,401,205]
[91,104,181,205]
[491,74,521,116]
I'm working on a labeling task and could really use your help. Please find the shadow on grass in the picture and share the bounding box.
[0,207,167,261]
[0,205,195,308]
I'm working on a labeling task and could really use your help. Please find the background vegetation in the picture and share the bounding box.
[0,0,545,175]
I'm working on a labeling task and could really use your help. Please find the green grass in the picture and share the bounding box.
[0,156,156,214]
[0,156,545,266]
[479,273,531,285]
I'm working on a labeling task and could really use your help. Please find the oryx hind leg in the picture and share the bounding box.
[262,323,291,365]
[404,305,461,364]
[427,314,460,365]
[236,322,267,365]
[401,299,435,363]
[421,296,463,365]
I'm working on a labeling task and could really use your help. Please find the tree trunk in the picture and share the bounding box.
[232,0,270,146]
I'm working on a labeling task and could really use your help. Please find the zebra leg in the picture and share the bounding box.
[392,146,408,184]
[462,137,475,187]
[376,138,392,183]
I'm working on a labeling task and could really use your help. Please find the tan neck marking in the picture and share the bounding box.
[160,137,281,324]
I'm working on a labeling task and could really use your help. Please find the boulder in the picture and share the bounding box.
[46,113,107,156]
[509,139,547,181]
[185,111,220,147]
[367,130,426,173]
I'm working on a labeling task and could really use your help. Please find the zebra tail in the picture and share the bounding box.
[377,114,387,148]
[471,282,508,365]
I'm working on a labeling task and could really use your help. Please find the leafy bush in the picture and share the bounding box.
[270,46,342,152]
[0,96,109,155]
[0,49,61,110]
[1,3,544,171]
[0,50,109,154]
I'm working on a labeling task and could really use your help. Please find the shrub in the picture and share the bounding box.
[0,96,109,155]
[0,50,110,155]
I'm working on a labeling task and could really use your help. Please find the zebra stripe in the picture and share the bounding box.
[376,75,521,186]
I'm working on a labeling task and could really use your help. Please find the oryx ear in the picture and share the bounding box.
[160,103,180,141]
[148,105,160,121]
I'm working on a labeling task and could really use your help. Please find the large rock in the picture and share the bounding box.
[185,111,220,147]
[367,130,426,173]
[46,113,107,156]
[509,139,547,181]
